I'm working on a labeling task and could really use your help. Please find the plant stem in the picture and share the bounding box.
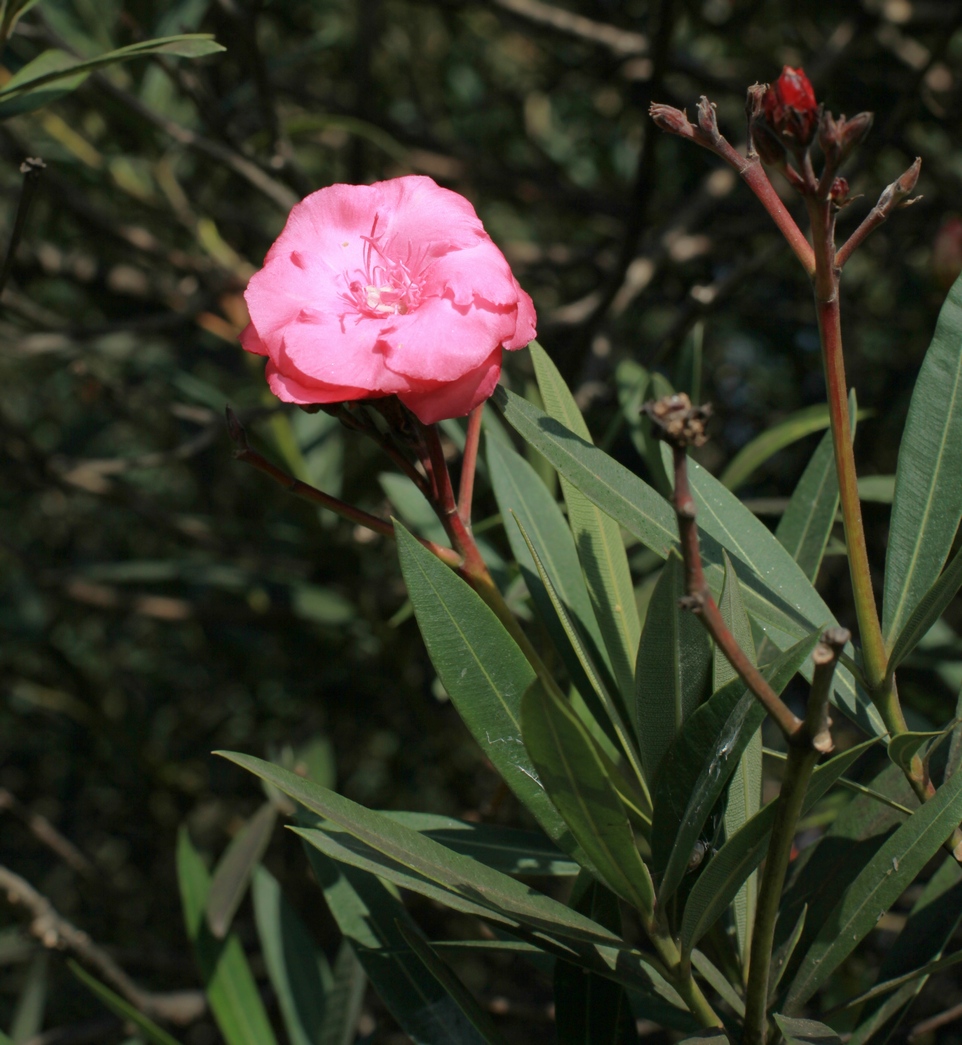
[458,403,484,530]
[0,157,44,298]
[806,199,899,729]
[742,631,845,1045]
[648,926,724,1030]
[225,407,460,566]
[667,437,803,740]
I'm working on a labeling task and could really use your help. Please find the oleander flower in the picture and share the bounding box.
[241,175,537,424]
[762,66,818,149]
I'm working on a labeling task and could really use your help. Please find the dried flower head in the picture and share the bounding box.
[643,393,712,448]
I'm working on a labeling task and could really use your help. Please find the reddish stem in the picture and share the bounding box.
[458,403,484,530]
[672,445,803,740]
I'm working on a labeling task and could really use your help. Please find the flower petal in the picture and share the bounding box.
[379,295,517,381]
[399,348,502,424]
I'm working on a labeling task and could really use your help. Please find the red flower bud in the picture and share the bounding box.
[829,177,849,206]
[762,66,819,149]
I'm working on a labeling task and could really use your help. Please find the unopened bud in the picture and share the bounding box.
[877,156,922,213]
[762,66,819,150]
[829,176,850,207]
[649,103,695,138]
[819,110,873,170]
[696,96,719,140]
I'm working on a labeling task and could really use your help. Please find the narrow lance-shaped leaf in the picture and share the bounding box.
[396,920,509,1045]
[715,552,760,970]
[776,390,857,583]
[381,812,579,876]
[554,876,638,1045]
[492,386,882,737]
[634,551,712,783]
[488,436,617,717]
[321,943,367,1045]
[206,801,277,938]
[530,340,641,702]
[521,678,656,916]
[680,739,877,957]
[514,514,647,795]
[176,828,280,1045]
[883,270,962,643]
[251,867,331,1045]
[69,962,183,1045]
[393,520,570,846]
[720,404,838,492]
[653,631,820,906]
[888,542,962,674]
[773,1015,843,1045]
[303,842,492,1045]
[219,751,644,956]
[784,765,962,1012]
[847,856,962,1045]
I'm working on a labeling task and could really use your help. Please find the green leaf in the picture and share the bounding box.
[296,826,511,927]
[690,950,744,1016]
[513,515,647,791]
[773,1014,843,1045]
[775,399,848,582]
[222,753,680,1004]
[206,801,276,938]
[381,813,579,876]
[769,907,807,1002]
[858,475,895,503]
[0,50,87,118]
[304,845,492,1045]
[634,551,712,783]
[530,341,641,701]
[674,1035,731,1045]
[847,856,962,1044]
[0,34,225,106]
[176,827,279,1045]
[521,679,655,915]
[10,951,46,1043]
[487,435,611,692]
[69,962,183,1045]
[883,270,962,644]
[716,553,761,968]
[492,386,881,737]
[396,921,509,1045]
[679,739,877,957]
[554,877,637,1045]
[653,632,820,906]
[887,729,949,774]
[720,405,837,492]
[251,867,330,1045]
[321,942,366,1045]
[784,765,962,1012]
[393,520,569,847]
[888,543,962,674]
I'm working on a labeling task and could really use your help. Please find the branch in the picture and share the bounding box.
[0,864,204,1025]
[643,394,804,741]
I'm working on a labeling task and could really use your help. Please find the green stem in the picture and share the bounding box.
[743,632,845,1045]
[742,742,818,1045]
[806,198,897,727]
[649,927,724,1030]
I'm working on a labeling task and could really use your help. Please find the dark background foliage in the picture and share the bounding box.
[2,0,962,1041]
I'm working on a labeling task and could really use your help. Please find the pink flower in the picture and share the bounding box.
[240,175,536,424]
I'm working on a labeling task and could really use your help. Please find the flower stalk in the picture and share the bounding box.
[225,406,461,565]
[743,629,847,1045]
[645,394,804,742]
